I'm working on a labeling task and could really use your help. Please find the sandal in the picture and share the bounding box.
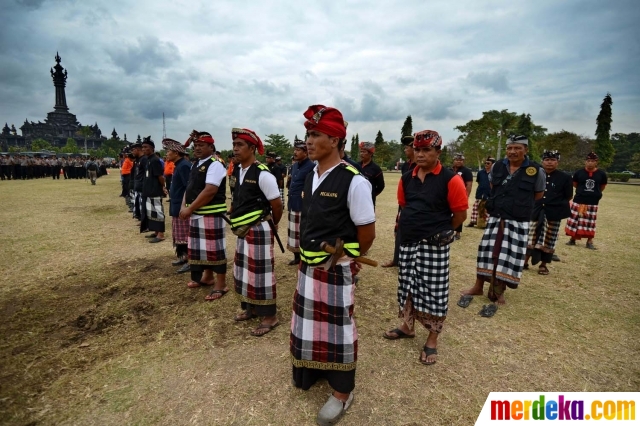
[250,322,280,337]
[204,288,229,301]
[478,304,498,318]
[457,295,473,308]
[538,266,549,275]
[382,328,415,340]
[420,345,437,365]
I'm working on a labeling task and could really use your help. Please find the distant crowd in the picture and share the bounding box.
[0,154,115,181]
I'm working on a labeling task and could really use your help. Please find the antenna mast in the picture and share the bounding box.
[162,112,166,139]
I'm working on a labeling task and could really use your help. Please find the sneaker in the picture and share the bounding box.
[316,393,354,426]
[566,239,576,246]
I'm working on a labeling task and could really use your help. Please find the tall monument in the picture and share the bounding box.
[51,52,69,112]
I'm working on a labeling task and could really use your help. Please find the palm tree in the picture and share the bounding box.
[76,125,93,154]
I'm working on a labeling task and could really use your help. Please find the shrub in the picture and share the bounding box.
[608,173,630,182]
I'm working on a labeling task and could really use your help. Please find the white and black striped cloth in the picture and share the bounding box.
[287,210,301,253]
[188,216,226,265]
[528,218,561,252]
[145,197,165,232]
[476,217,528,287]
[279,188,285,207]
[397,242,450,317]
[233,221,276,305]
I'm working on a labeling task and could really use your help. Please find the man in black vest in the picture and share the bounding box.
[163,138,192,273]
[359,141,385,206]
[140,138,167,242]
[450,153,473,240]
[383,130,468,366]
[290,105,376,426]
[229,128,282,335]
[382,134,416,268]
[131,142,146,221]
[524,150,573,274]
[179,131,229,300]
[461,135,545,311]
[467,156,495,228]
[565,151,607,250]
[286,137,315,265]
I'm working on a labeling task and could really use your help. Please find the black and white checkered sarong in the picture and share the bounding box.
[528,218,561,253]
[144,197,165,232]
[398,242,450,317]
[477,217,528,286]
[287,210,301,253]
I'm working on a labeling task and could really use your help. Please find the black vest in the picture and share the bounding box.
[229,162,271,229]
[184,158,227,215]
[300,163,360,265]
[399,167,456,244]
[487,160,540,221]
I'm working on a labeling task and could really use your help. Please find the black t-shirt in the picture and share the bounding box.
[142,155,165,198]
[573,168,607,205]
[451,166,473,185]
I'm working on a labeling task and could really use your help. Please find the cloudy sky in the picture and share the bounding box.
[1,0,638,150]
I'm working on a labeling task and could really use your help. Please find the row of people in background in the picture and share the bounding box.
[0,154,110,180]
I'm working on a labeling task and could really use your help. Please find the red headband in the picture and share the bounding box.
[303,105,347,139]
[413,130,442,149]
[184,130,215,148]
[232,128,264,155]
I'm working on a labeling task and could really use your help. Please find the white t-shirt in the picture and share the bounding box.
[238,163,281,201]
[196,156,227,187]
[311,162,376,226]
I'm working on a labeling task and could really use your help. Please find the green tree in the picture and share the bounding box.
[101,137,127,158]
[538,131,592,172]
[31,138,53,152]
[374,130,384,148]
[627,152,640,174]
[61,137,79,154]
[76,125,94,154]
[349,135,357,159]
[594,93,614,168]
[263,134,291,160]
[351,133,360,161]
[514,113,547,162]
[401,115,413,139]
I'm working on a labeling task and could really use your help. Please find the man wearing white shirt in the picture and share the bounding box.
[290,105,376,426]
[229,128,283,337]
[179,131,229,301]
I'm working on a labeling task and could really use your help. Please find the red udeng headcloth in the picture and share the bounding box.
[303,105,347,139]
[232,128,264,155]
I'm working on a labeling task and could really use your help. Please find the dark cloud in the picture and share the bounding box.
[465,70,512,93]
[15,0,46,9]
[108,36,181,76]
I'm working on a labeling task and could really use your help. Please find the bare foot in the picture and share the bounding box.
[461,286,484,296]
[496,294,506,305]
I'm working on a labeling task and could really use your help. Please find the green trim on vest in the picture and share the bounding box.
[186,203,227,215]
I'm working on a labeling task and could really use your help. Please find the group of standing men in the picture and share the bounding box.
[0,154,109,180]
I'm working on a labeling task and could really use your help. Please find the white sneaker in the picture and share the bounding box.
[316,392,354,426]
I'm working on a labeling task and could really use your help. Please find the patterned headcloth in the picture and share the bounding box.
[266,151,277,159]
[359,142,375,153]
[293,137,306,150]
[486,156,496,163]
[454,153,465,160]
[303,105,347,139]
[130,142,142,149]
[401,135,415,146]
[162,138,186,154]
[542,150,560,160]
[141,136,155,149]
[184,130,215,148]
[413,130,442,149]
[506,135,529,146]
[232,128,264,155]
[586,151,599,160]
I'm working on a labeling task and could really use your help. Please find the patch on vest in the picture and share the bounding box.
[526,166,537,176]
[199,166,206,172]
[244,179,256,184]
[320,191,338,198]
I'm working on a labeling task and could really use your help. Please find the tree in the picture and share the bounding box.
[76,125,94,154]
[349,135,358,159]
[515,113,547,162]
[351,133,360,161]
[627,152,640,174]
[263,134,291,160]
[61,137,79,154]
[374,130,384,148]
[538,130,592,172]
[31,138,53,152]
[594,93,614,168]
[401,115,413,139]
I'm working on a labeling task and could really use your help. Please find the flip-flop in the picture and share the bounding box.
[186,280,214,288]
[204,288,229,301]
[478,304,498,318]
[420,345,437,365]
[382,328,415,340]
[457,295,473,308]
[250,322,280,337]
[538,266,549,275]
[149,237,165,243]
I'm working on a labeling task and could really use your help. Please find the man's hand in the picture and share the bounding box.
[179,206,192,220]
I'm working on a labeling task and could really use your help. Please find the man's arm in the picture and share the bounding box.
[373,168,385,196]
[269,197,283,225]
[451,210,467,230]
[356,223,375,255]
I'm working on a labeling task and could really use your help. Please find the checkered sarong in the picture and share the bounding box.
[471,199,489,223]
[233,221,276,305]
[145,197,165,232]
[188,216,226,265]
[287,210,301,253]
[528,217,561,253]
[172,216,189,245]
[290,261,357,370]
[398,242,450,318]
[477,217,529,286]
[280,188,285,206]
[565,202,598,240]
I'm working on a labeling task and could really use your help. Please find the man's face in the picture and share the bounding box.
[293,147,307,162]
[484,160,493,172]
[266,156,275,164]
[306,130,338,162]
[193,141,214,159]
[542,157,559,173]
[232,138,254,163]
[142,144,153,156]
[414,146,440,169]
[132,147,141,158]
[166,150,179,163]
[404,145,414,160]
[453,158,464,168]
[506,143,527,162]
[585,159,598,170]
[359,149,372,162]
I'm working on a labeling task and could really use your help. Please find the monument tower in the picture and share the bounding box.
[51,52,69,112]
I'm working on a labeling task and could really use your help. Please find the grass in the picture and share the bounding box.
[0,173,638,425]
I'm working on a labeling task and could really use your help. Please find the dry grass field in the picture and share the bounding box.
[0,172,638,426]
